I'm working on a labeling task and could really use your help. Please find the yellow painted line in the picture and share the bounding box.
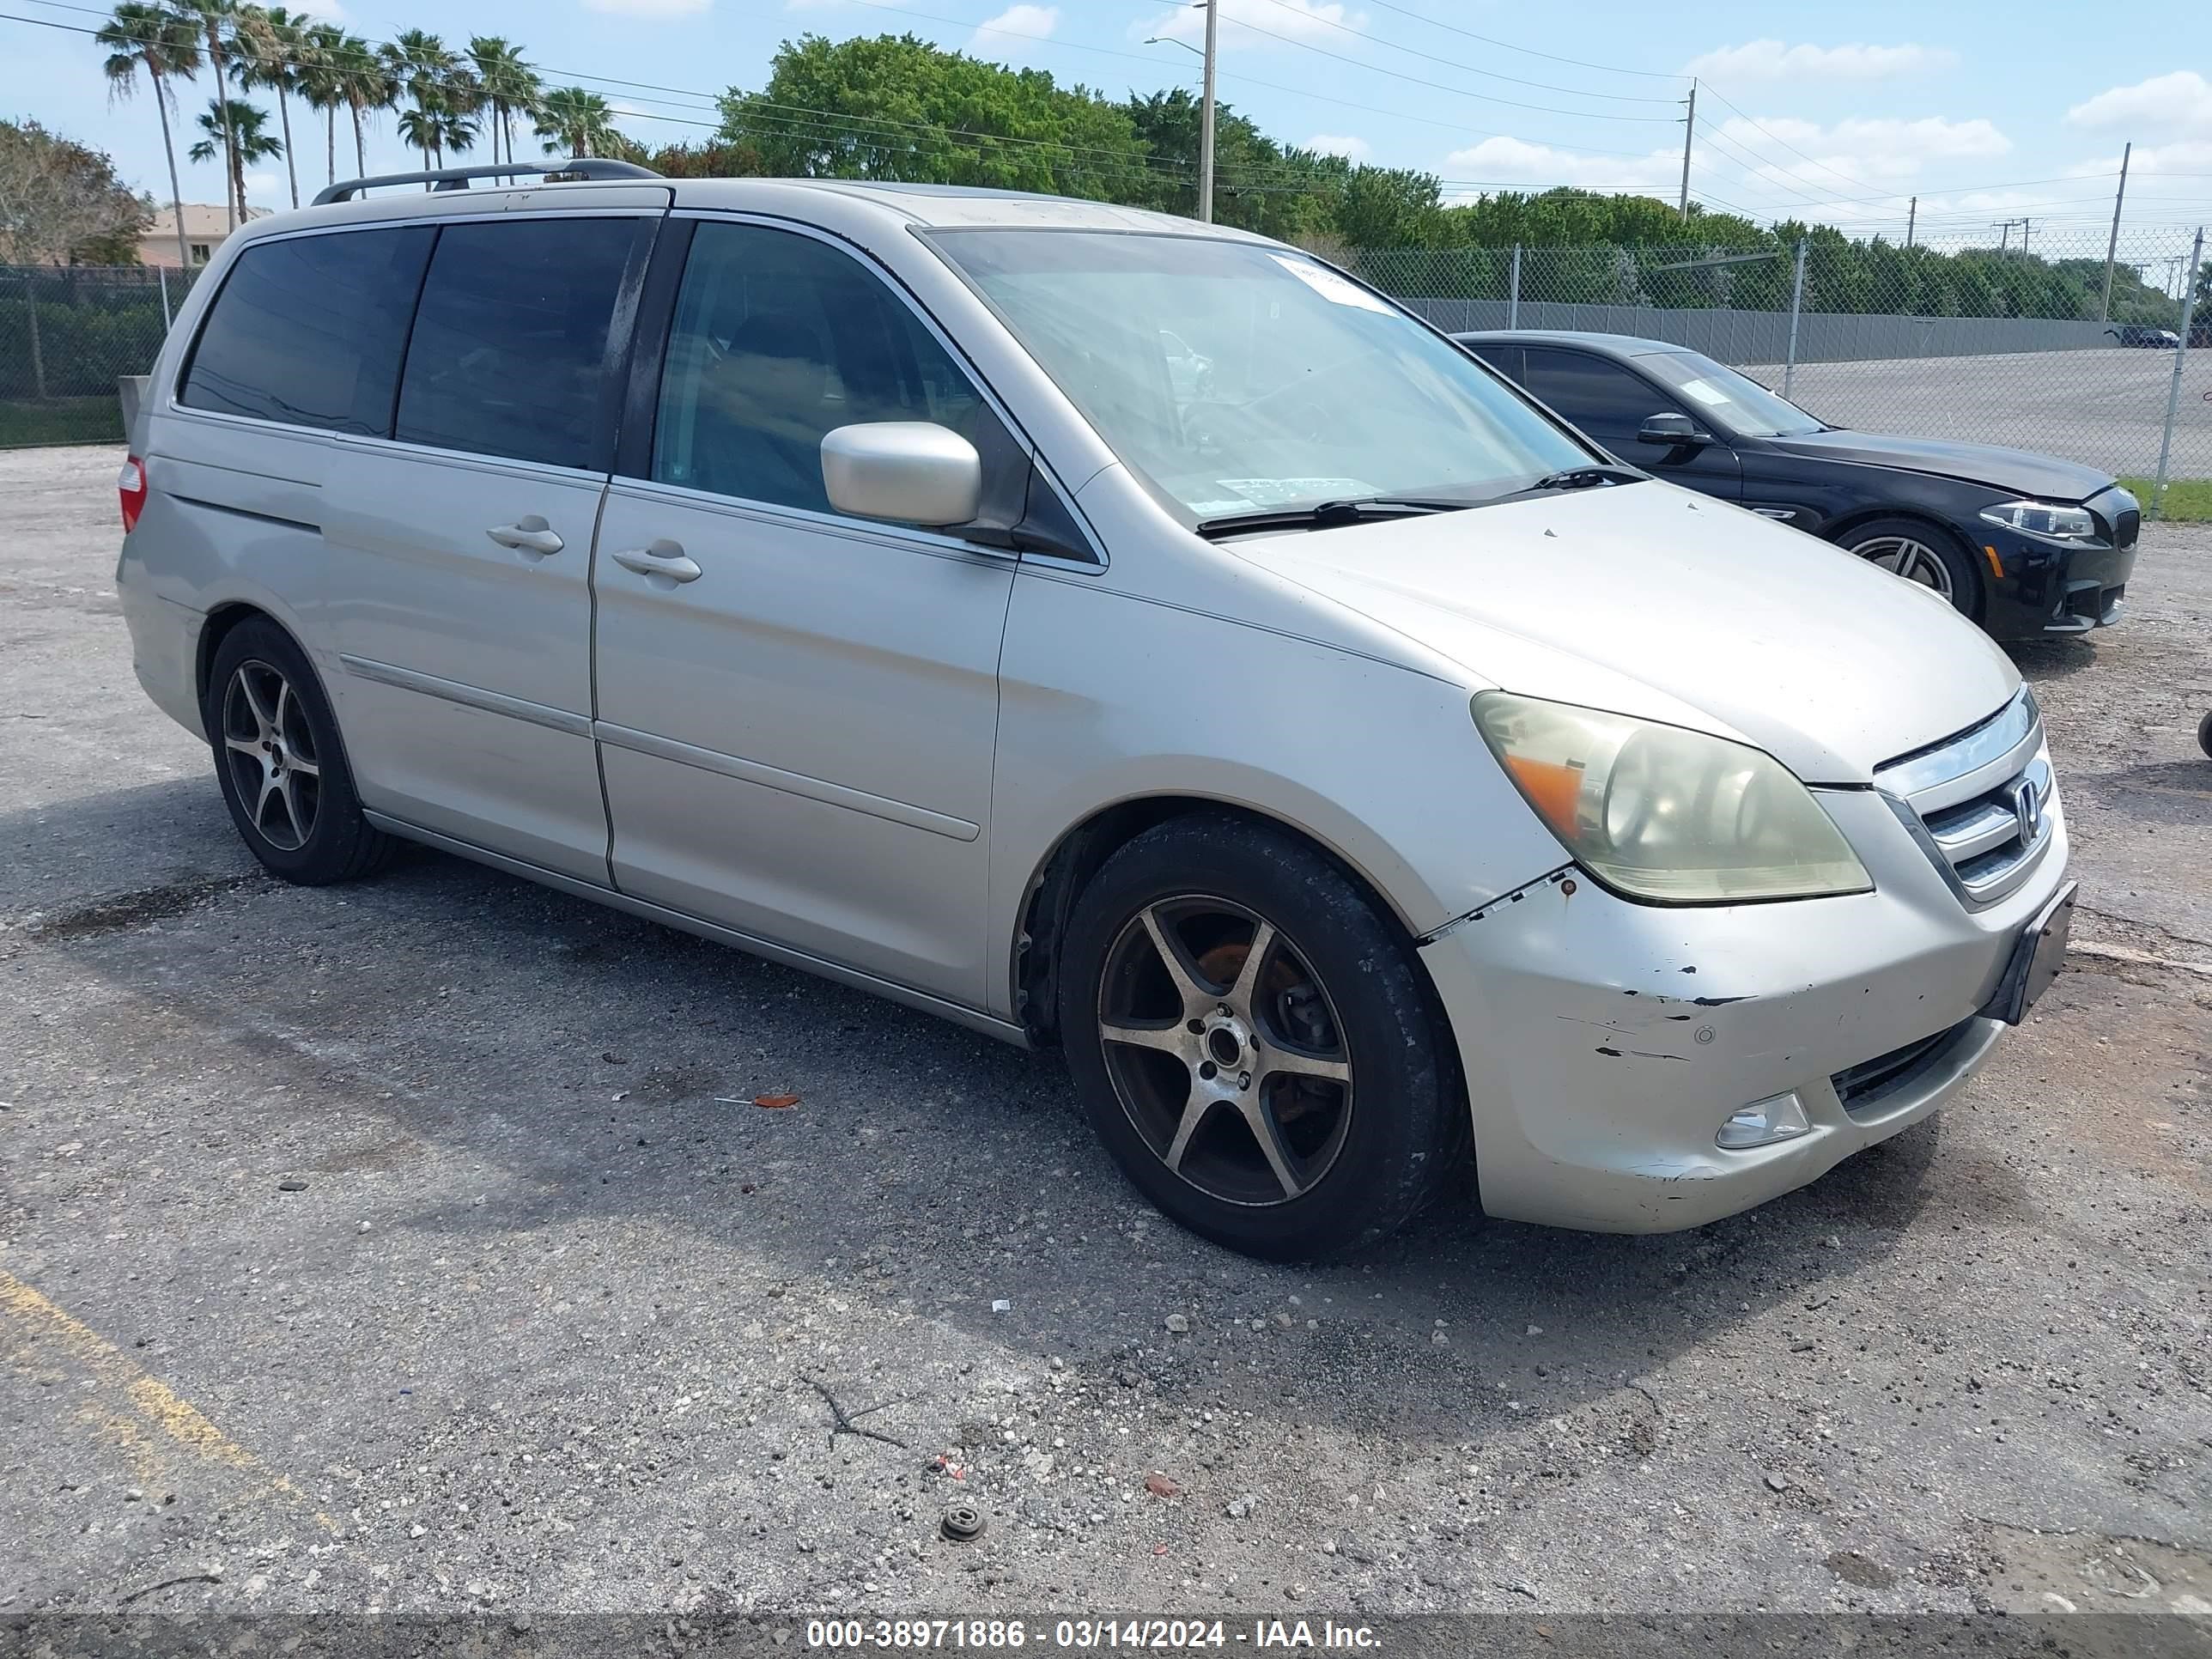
[1,1267,337,1532]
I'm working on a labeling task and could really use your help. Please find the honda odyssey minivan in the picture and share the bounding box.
[115,162,2075,1259]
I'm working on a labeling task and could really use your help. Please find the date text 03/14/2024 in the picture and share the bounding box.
[804,1618,1382,1650]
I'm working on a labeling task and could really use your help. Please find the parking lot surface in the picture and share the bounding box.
[3,445,2208,1619]
[1749,347,2210,481]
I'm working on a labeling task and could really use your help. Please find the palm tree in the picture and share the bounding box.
[379,30,456,179]
[329,33,389,179]
[295,21,343,189]
[467,36,538,167]
[97,2,203,267]
[182,0,241,230]
[234,4,310,208]
[188,96,280,224]
[534,86,617,161]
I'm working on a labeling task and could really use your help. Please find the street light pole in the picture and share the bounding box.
[1198,0,1218,224]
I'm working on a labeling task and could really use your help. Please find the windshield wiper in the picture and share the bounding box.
[1193,496,1472,540]
[1527,464,1646,491]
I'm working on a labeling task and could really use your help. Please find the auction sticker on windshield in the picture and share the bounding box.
[1267,254,1395,313]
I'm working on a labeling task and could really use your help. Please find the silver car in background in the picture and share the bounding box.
[115,166,2075,1260]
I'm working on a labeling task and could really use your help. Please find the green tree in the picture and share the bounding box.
[328,33,390,180]
[186,95,277,224]
[96,1,202,266]
[719,33,1146,198]
[0,116,152,264]
[468,36,538,167]
[234,4,312,208]
[534,86,618,160]
[181,0,241,230]
[379,29,456,176]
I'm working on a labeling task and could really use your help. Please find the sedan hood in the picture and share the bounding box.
[1237,483,2020,782]
[1766,428,2112,500]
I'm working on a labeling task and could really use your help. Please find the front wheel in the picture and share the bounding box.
[1058,814,1464,1261]
[2198,708,2212,760]
[1839,515,1983,619]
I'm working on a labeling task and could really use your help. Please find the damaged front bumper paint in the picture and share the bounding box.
[1417,786,2069,1233]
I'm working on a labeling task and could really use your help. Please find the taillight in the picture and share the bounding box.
[118,456,149,532]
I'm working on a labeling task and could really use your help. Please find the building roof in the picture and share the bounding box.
[143,204,266,239]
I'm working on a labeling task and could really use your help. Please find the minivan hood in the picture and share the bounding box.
[1237,483,2020,782]
[1767,428,2112,500]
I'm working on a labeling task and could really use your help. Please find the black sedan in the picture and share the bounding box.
[1456,330,2138,641]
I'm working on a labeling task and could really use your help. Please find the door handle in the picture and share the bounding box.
[487,518,564,556]
[611,540,702,583]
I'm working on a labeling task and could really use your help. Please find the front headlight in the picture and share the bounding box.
[1472,693,1871,903]
[1978,499,2097,542]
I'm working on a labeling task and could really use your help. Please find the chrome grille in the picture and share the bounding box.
[1875,688,2055,908]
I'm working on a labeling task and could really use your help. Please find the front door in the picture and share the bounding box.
[1518,345,1744,501]
[319,210,658,881]
[591,217,1019,1007]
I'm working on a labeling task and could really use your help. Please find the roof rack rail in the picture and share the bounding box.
[312,159,662,206]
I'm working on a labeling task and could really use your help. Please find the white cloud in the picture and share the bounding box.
[1304,133,1370,161]
[1685,40,1955,82]
[585,0,709,15]
[1143,0,1364,49]
[1713,114,2009,191]
[2065,71,2212,138]
[1442,136,1680,199]
[969,3,1057,52]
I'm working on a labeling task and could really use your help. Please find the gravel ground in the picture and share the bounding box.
[2,447,2208,1622]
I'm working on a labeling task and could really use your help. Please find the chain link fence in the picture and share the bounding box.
[1350,227,2211,517]
[1,264,202,447]
[6,229,2209,516]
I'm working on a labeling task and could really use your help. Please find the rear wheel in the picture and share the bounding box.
[206,618,392,884]
[1058,814,1462,1261]
[2198,708,2212,760]
[1839,515,1982,619]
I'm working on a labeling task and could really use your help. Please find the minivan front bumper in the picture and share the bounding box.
[1417,784,2069,1233]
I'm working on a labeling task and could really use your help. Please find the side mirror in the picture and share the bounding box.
[1638,411,1711,448]
[821,422,981,527]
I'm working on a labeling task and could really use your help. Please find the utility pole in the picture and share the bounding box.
[1677,78,1696,221]
[2100,141,2132,321]
[1197,0,1218,224]
[2021,217,2032,258]
[1905,197,1916,249]
[1992,218,2020,253]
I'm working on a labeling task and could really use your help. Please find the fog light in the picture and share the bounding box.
[1717,1092,1811,1150]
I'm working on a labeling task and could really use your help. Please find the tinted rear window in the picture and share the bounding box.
[394,218,639,471]
[180,228,433,434]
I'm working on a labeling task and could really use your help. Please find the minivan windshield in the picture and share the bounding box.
[1637,349,1826,439]
[929,230,1596,526]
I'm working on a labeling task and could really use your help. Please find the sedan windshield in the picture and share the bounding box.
[1637,349,1826,439]
[928,230,1595,525]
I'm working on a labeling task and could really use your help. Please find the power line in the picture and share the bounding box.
[1206,8,1679,122]
[1235,0,1680,103]
[1354,0,1688,80]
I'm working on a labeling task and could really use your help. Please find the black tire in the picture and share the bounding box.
[204,617,392,885]
[1058,813,1464,1261]
[1836,514,1984,621]
[2198,708,2212,761]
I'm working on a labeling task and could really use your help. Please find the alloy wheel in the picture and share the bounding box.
[220,659,321,852]
[1850,533,1955,599]
[1096,896,1354,1206]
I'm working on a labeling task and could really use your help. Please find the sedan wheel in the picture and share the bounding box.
[1097,896,1355,1207]
[1849,532,1955,599]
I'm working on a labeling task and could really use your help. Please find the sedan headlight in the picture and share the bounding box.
[1472,693,1871,903]
[1978,499,2097,542]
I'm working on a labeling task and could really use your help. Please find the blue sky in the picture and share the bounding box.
[9,0,2212,258]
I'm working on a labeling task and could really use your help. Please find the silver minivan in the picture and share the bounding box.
[116,163,2075,1259]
